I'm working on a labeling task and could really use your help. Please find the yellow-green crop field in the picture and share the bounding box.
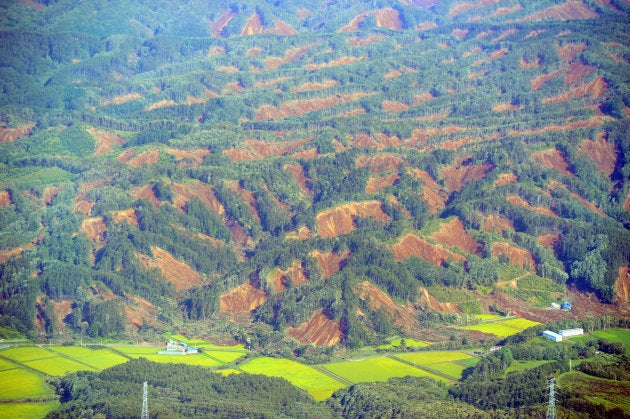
[0,346,55,362]
[0,357,16,371]
[457,317,540,337]
[427,361,467,379]
[0,401,60,418]
[50,346,128,370]
[110,345,159,355]
[240,357,345,401]
[395,351,472,364]
[26,356,96,376]
[378,337,430,350]
[203,350,246,363]
[0,368,51,399]
[474,314,504,321]
[323,356,447,384]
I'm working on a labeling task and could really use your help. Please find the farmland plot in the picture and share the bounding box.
[0,368,50,399]
[323,356,446,384]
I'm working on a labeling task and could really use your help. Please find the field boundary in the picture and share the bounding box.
[388,355,457,383]
[311,365,353,386]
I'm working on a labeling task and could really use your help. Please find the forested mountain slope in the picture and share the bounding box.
[0,0,629,350]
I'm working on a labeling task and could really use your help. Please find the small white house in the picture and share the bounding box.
[559,328,583,338]
[542,330,563,342]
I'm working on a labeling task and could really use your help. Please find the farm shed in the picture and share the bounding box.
[559,328,583,337]
[542,330,563,342]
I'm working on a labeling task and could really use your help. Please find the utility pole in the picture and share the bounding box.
[547,378,556,419]
[141,381,148,419]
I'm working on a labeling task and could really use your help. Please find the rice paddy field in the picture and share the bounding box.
[0,368,51,399]
[0,401,60,418]
[239,357,346,401]
[588,329,630,352]
[323,356,447,384]
[457,317,540,337]
[377,337,431,350]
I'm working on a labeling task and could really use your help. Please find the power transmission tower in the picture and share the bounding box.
[547,378,556,419]
[141,381,148,419]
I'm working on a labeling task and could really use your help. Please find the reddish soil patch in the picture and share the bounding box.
[292,79,338,93]
[223,138,311,161]
[241,13,264,35]
[171,181,224,216]
[337,108,366,118]
[374,8,402,31]
[21,0,46,10]
[145,100,177,112]
[218,66,240,73]
[265,43,317,70]
[124,294,158,329]
[494,172,518,186]
[615,266,630,305]
[409,168,447,215]
[417,21,438,31]
[549,180,608,218]
[311,249,350,279]
[391,234,467,266]
[49,300,72,332]
[350,132,403,150]
[492,30,517,43]
[304,56,362,70]
[519,1,598,22]
[480,213,514,233]
[119,148,159,168]
[225,180,260,222]
[111,209,139,226]
[494,4,522,16]
[417,287,459,313]
[542,77,607,104]
[285,226,312,241]
[220,283,267,314]
[558,42,588,62]
[440,160,493,193]
[166,147,210,168]
[578,132,617,177]
[431,218,480,255]
[268,260,308,294]
[255,77,291,88]
[339,13,368,33]
[624,193,630,212]
[449,0,500,18]
[492,242,536,270]
[468,71,487,80]
[81,217,107,246]
[366,173,400,194]
[288,310,342,346]
[316,201,391,239]
[520,56,540,68]
[103,93,142,106]
[531,149,572,175]
[285,163,311,195]
[207,46,226,57]
[565,61,596,85]
[506,194,558,217]
[210,11,237,37]
[246,47,263,57]
[508,116,612,136]
[271,19,298,36]
[255,92,369,120]
[463,47,482,58]
[43,185,64,205]
[87,127,125,155]
[136,246,201,291]
[133,184,160,208]
[0,122,35,143]
[356,154,403,173]
[537,233,560,249]
[382,100,410,112]
[492,103,522,112]
[355,281,417,329]
[414,92,435,105]
[348,34,386,47]
[297,8,312,19]
[531,69,564,91]
[0,190,11,207]
[452,28,469,40]
[74,200,94,215]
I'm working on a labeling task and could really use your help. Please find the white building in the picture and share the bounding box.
[542,330,563,342]
[559,328,583,338]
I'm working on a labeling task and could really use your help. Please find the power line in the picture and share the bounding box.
[546,377,556,419]
[141,381,149,419]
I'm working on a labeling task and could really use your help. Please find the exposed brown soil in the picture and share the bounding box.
[408,168,447,215]
[565,61,596,85]
[0,236,42,264]
[145,99,177,112]
[494,4,522,16]
[494,172,518,186]
[21,0,46,10]
[493,103,522,112]
[506,194,558,217]
[255,92,369,121]
[606,51,628,65]
[413,92,435,106]
[468,71,487,79]
[549,180,608,218]
[350,132,403,150]
[558,42,588,62]
[133,184,161,208]
[531,69,564,91]
[417,21,438,31]
[491,30,518,43]
[265,44,317,70]
[355,281,418,329]
[87,127,125,155]
[50,300,72,332]
[225,180,260,221]
[268,260,308,294]
[111,209,139,226]
[0,190,11,206]
[297,8,312,19]
[246,47,263,57]
[531,149,572,176]
[255,77,291,88]
[391,233,467,266]
[291,79,338,93]
[310,249,350,279]
[339,13,368,33]
[73,199,94,215]
[0,122,35,143]
[519,1,598,22]
[218,66,240,73]
[374,8,402,31]
[615,266,630,305]
[316,201,391,239]
[118,148,159,168]
[209,11,236,37]
[537,233,561,249]
[366,173,400,194]
[41,185,63,205]
[382,100,410,112]
[520,56,540,68]
[124,293,158,329]
[285,225,312,241]
[171,181,224,216]
[337,108,366,118]
[463,47,482,58]
[103,93,142,106]
[452,28,469,40]
[207,46,226,57]
[431,217,481,255]
[492,242,536,270]
[223,138,311,161]
[480,213,515,233]
[441,160,493,193]
[166,147,210,167]
[135,246,201,291]
[81,217,107,246]
[543,77,607,104]
[271,19,298,36]
[348,34,386,47]
[220,283,268,314]
[284,163,311,195]
[417,287,459,313]
[449,0,500,18]
[624,193,630,212]
[509,115,612,136]
[288,309,342,346]
[241,13,264,35]
[356,154,403,173]
[304,56,363,70]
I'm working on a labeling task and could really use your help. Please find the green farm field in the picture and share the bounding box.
[427,361,467,379]
[0,357,16,372]
[0,346,56,363]
[558,371,630,412]
[0,368,51,399]
[378,337,431,350]
[457,317,539,337]
[25,356,96,376]
[127,353,223,367]
[240,357,345,401]
[323,356,447,384]
[203,350,246,363]
[589,329,630,352]
[394,351,473,365]
[50,346,128,370]
[0,401,60,419]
